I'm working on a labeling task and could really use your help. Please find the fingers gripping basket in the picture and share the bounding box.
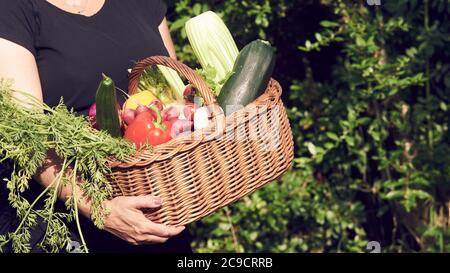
[107,56,294,226]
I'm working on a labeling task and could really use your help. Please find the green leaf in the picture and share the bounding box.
[315,33,323,43]
[356,36,365,47]
[326,132,340,141]
[320,20,339,28]
[305,40,312,49]
[385,190,405,200]
[409,190,432,200]
[306,142,317,156]
[193,3,202,15]
[170,17,189,31]
[324,142,335,149]
[344,136,355,147]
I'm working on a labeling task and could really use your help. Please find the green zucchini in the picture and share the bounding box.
[218,40,276,114]
[95,74,122,138]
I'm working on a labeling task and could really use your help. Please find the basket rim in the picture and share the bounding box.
[107,79,283,169]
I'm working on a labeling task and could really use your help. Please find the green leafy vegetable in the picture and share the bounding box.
[157,66,185,100]
[185,11,239,92]
[0,80,135,253]
[195,66,232,97]
[138,66,183,105]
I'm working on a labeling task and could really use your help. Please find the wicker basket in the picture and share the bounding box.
[107,56,294,226]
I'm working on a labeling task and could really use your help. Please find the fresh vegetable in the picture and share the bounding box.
[183,103,196,121]
[147,125,172,146]
[0,81,134,253]
[163,105,181,121]
[185,11,239,86]
[89,103,97,119]
[88,103,97,128]
[218,40,276,114]
[148,99,164,112]
[146,106,172,146]
[121,108,137,126]
[170,119,194,138]
[124,111,155,149]
[195,66,228,96]
[183,85,194,97]
[136,105,151,115]
[183,84,204,104]
[123,90,158,110]
[95,74,122,137]
[138,67,183,106]
[194,106,211,130]
[157,65,185,100]
[124,106,172,148]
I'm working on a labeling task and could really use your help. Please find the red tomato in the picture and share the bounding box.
[124,112,155,149]
[147,127,172,146]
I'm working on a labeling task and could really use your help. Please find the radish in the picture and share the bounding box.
[163,106,181,121]
[194,107,210,130]
[183,84,194,97]
[183,103,196,121]
[148,99,164,112]
[88,103,98,128]
[170,119,194,138]
[136,105,150,115]
[88,103,97,119]
[194,106,224,131]
[122,109,137,125]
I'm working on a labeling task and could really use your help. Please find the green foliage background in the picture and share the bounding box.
[165,0,450,252]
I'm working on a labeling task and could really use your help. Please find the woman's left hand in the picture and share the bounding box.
[102,195,185,245]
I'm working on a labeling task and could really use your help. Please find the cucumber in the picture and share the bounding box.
[218,40,276,114]
[95,74,122,138]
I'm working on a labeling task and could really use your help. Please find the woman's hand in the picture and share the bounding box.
[103,195,185,245]
[32,150,184,246]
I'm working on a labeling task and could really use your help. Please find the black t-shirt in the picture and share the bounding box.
[0,0,192,253]
[0,0,169,113]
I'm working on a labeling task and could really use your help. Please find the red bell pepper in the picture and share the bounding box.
[124,106,172,148]
[124,111,154,149]
[146,105,172,146]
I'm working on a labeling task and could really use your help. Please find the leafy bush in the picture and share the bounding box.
[166,0,450,252]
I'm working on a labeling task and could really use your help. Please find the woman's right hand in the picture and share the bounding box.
[102,195,185,245]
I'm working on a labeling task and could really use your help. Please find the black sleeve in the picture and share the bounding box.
[148,0,168,27]
[0,0,38,56]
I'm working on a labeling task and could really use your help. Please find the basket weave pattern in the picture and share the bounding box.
[107,56,294,226]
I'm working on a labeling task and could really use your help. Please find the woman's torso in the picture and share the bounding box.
[0,0,192,253]
[32,0,168,112]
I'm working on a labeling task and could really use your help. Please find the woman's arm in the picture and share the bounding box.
[36,152,184,245]
[158,18,177,60]
[0,38,43,104]
[0,38,184,245]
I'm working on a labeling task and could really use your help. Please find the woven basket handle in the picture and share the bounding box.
[128,56,217,106]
